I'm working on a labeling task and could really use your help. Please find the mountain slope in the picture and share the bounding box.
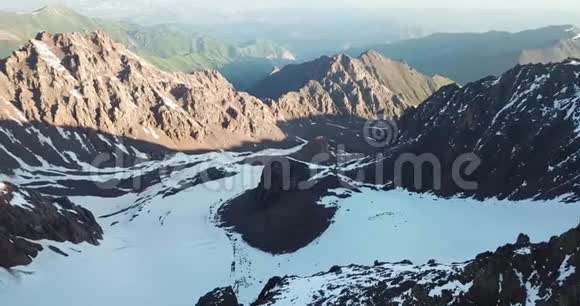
[0,31,284,153]
[0,52,579,306]
[242,224,580,305]
[519,26,580,64]
[0,5,102,42]
[250,50,452,120]
[350,59,580,202]
[352,25,580,84]
[0,5,296,89]
[0,181,102,268]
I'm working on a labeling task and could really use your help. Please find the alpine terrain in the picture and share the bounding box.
[0,5,296,89]
[0,6,578,306]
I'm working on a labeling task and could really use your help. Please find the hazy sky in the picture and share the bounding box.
[1,0,578,33]
[2,0,579,13]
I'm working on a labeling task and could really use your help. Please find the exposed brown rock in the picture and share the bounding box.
[251,50,453,120]
[0,31,285,151]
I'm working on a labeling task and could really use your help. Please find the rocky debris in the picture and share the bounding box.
[351,59,580,202]
[216,224,579,305]
[0,31,284,151]
[195,287,240,306]
[250,50,453,120]
[0,181,103,268]
[218,138,356,254]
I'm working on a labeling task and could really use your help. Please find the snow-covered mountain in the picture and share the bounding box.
[350,58,580,202]
[0,31,579,306]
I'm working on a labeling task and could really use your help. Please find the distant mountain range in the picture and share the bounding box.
[350,25,580,85]
[0,31,447,159]
[0,5,296,89]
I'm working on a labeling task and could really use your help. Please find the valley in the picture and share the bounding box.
[1,141,579,305]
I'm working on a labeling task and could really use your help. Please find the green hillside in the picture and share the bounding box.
[0,5,296,89]
[349,25,580,85]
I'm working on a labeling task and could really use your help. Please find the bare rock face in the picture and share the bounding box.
[351,59,580,202]
[0,31,284,151]
[0,181,103,268]
[195,287,240,306]
[217,138,354,254]
[220,224,579,305]
[250,50,453,120]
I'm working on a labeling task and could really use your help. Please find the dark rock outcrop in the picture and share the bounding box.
[0,182,103,268]
[242,224,580,305]
[218,138,356,254]
[352,59,580,202]
[195,287,240,306]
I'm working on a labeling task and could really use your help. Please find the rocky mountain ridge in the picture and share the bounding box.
[0,31,285,151]
[354,25,580,85]
[0,4,296,85]
[519,26,580,65]
[0,31,454,173]
[350,58,580,202]
[201,223,579,305]
[251,50,452,120]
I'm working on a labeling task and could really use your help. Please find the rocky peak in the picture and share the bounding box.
[0,31,284,151]
[251,51,452,121]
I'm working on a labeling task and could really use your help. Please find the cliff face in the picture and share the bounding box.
[0,182,102,268]
[0,31,284,151]
[349,59,580,202]
[251,50,453,120]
